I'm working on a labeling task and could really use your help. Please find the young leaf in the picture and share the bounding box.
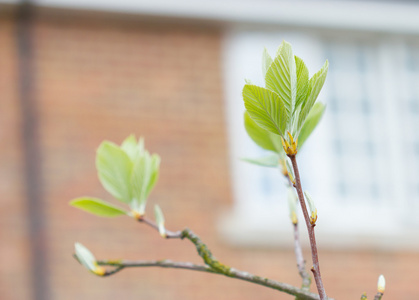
[70,197,128,217]
[244,111,282,153]
[144,154,161,199]
[265,41,296,118]
[131,154,150,214]
[298,102,325,149]
[96,141,133,204]
[275,42,284,57]
[243,84,288,137]
[377,275,386,294]
[287,187,298,224]
[262,47,273,78]
[298,60,329,131]
[241,154,280,168]
[121,134,141,162]
[154,205,166,238]
[294,55,309,111]
[130,152,160,215]
[75,243,96,271]
[74,243,105,275]
[304,191,317,225]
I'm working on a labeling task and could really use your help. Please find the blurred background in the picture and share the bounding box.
[1,0,419,299]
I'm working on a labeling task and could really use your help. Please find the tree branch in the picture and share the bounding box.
[374,292,384,300]
[97,259,214,276]
[293,223,312,292]
[289,154,327,300]
[137,217,182,238]
[284,169,312,295]
[103,216,333,300]
[97,259,330,300]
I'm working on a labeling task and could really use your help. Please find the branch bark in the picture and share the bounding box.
[293,223,311,292]
[96,258,329,300]
[137,216,182,238]
[289,154,327,300]
[97,217,333,300]
[283,167,312,295]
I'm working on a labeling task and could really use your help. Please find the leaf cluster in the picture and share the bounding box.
[242,41,328,165]
[70,135,161,218]
[71,136,169,274]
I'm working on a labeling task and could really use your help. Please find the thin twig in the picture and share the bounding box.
[289,155,327,300]
[98,259,214,275]
[102,265,125,276]
[97,259,329,300]
[284,170,312,294]
[137,217,182,238]
[293,223,311,292]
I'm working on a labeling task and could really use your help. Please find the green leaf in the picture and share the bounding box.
[243,84,288,136]
[75,243,97,272]
[131,154,150,213]
[287,187,298,224]
[244,111,282,153]
[74,243,105,275]
[298,102,325,149]
[276,43,284,57]
[70,197,128,217]
[96,141,133,204]
[154,204,166,237]
[145,154,160,199]
[241,154,280,168]
[265,41,296,118]
[262,47,273,78]
[294,56,309,111]
[121,134,142,162]
[298,60,328,131]
[130,152,160,214]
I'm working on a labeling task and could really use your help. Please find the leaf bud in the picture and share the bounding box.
[154,205,167,238]
[287,187,298,224]
[377,274,385,294]
[74,243,106,276]
[304,191,317,225]
[281,132,298,156]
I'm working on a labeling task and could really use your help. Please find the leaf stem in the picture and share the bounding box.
[289,154,327,300]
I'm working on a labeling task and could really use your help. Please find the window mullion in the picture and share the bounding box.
[378,41,408,215]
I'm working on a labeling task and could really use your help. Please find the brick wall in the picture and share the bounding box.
[1,8,419,300]
[34,10,233,300]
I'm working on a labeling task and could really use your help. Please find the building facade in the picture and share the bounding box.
[1,1,419,299]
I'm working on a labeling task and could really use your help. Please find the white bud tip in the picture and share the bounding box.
[159,224,166,238]
[377,274,385,293]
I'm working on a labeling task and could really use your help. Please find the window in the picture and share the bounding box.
[221,29,419,249]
